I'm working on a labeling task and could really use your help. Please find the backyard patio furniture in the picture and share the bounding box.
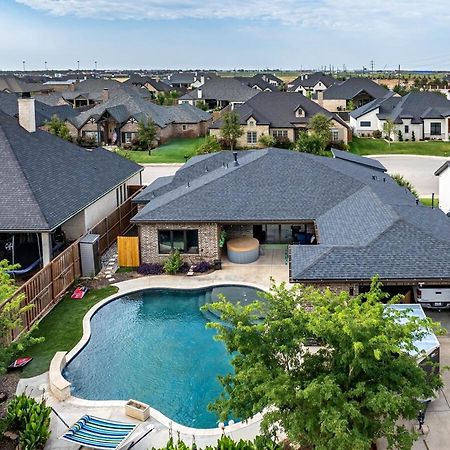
[54,410,153,450]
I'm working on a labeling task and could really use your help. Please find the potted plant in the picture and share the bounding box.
[125,399,150,421]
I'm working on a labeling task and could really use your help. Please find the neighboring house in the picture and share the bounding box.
[235,76,278,92]
[66,85,211,145]
[315,77,391,113]
[0,102,142,272]
[0,76,48,95]
[253,73,284,87]
[166,72,217,90]
[350,92,450,140]
[209,91,351,146]
[0,91,76,126]
[131,148,450,296]
[178,77,259,110]
[124,76,173,96]
[435,161,450,214]
[287,72,337,95]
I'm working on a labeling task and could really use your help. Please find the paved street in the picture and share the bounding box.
[370,155,448,198]
[140,163,182,185]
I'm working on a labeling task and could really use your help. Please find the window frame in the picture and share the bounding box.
[158,229,199,254]
[247,131,257,144]
[360,121,371,127]
[430,122,442,136]
[404,125,409,134]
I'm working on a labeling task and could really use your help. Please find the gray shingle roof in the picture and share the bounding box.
[322,78,390,100]
[288,72,337,91]
[0,110,142,232]
[179,77,259,103]
[210,92,349,129]
[69,86,211,129]
[132,147,450,283]
[331,148,386,172]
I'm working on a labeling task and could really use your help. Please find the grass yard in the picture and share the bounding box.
[116,137,204,163]
[350,137,450,157]
[420,197,439,207]
[20,286,118,378]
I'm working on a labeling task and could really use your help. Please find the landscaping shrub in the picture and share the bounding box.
[137,263,164,275]
[163,250,183,274]
[330,140,348,151]
[258,133,276,148]
[274,136,293,149]
[398,130,403,141]
[0,394,51,450]
[294,133,324,155]
[196,135,221,154]
[392,173,419,198]
[372,130,382,138]
[412,130,416,141]
[193,261,212,273]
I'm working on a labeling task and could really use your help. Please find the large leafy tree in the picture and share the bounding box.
[137,119,157,155]
[220,111,243,151]
[0,260,42,374]
[206,279,443,450]
[45,115,72,141]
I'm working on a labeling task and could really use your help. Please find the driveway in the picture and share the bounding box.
[369,155,447,198]
[140,163,182,185]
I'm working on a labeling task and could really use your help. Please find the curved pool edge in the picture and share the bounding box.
[49,276,268,435]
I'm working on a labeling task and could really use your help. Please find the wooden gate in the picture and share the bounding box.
[117,236,140,267]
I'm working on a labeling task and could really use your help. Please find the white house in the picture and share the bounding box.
[350,92,450,141]
[435,161,450,214]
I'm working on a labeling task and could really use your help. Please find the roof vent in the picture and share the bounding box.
[187,181,190,188]
[151,192,155,199]
[233,151,239,166]
[205,166,208,172]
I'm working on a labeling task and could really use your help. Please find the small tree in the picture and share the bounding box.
[196,135,221,155]
[346,100,356,111]
[136,119,157,155]
[220,111,243,151]
[392,173,419,198]
[45,115,72,141]
[295,132,324,155]
[398,129,403,141]
[0,260,42,374]
[383,118,396,145]
[206,278,443,450]
[196,100,208,111]
[411,130,416,141]
[163,250,183,274]
[308,113,331,151]
[258,133,276,148]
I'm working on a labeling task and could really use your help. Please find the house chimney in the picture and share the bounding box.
[317,90,324,106]
[101,88,109,102]
[18,93,36,133]
[233,151,239,166]
[197,88,202,99]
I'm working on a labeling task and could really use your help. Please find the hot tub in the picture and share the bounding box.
[226,237,260,264]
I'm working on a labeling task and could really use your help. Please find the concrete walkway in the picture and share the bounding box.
[140,163,182,185]
[370,154,447,198]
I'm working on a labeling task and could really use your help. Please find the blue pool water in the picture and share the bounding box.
[63,286,262,429]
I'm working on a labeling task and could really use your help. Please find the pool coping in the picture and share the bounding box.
[49,277,268,436]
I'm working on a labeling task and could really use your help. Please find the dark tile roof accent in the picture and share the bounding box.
[0,110,142,232]
[69,86,211,129]
[210,92,349,129]
[435,161,450,176]
[331,148,386,172]
[322,78,390,100]
[179,77,259,103]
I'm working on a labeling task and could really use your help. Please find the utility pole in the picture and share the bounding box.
[371,60,374,75]
[94,60,98,71]
[22,60,25,72]
[398,64,401,87]
[44,61,48,71]
[77,60,80,71]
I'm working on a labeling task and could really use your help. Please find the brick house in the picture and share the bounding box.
[131,148,450,295]
[209,91,352,146]
[66,85,212,145]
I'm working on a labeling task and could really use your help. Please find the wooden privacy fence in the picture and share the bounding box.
[2,240,81,344]
[117,236,140,267]
[1,186,143,343]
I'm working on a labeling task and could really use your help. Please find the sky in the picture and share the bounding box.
[1,0,450,71]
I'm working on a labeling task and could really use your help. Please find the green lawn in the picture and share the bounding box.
[350,137,450,157]
[20,286,118,378]
[116,137,204,163]
[420,197,439,207]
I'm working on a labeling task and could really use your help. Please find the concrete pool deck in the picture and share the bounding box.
[20,257,289,450]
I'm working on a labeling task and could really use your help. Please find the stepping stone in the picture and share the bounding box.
[108,278,116,282]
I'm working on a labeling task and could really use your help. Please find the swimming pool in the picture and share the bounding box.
[63,285,263,429]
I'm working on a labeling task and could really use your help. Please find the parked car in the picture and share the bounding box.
[414,286,450,310]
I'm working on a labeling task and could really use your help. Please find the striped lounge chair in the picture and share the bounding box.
[59,415,152,450]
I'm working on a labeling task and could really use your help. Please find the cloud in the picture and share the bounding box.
[15,0,450,29]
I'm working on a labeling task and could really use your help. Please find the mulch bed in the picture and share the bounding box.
[0,372,20,450]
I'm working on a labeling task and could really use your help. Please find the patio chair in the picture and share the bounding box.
[52,408,153,450]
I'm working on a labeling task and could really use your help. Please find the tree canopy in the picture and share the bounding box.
[220,112,243,151]
[137,119,157,154]
[45,115,72,141]
[206,279,443,450]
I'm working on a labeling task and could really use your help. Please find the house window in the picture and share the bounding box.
[405,125,409,134]
[331,129,339,141]
[182,124,187,131]
[248,120,255,127]
[430,122,442,136]
[360,121,371,127]
[82,131,98,142]
[121,132,136,144]
[272,130,288,138]
[158,229,199,254]
[247,131,257,144]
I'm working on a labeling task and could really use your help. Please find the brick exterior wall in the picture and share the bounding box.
[139,222,220,264]
[300,281,360,296]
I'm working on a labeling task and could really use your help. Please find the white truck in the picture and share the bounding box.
[414,286,450,310]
